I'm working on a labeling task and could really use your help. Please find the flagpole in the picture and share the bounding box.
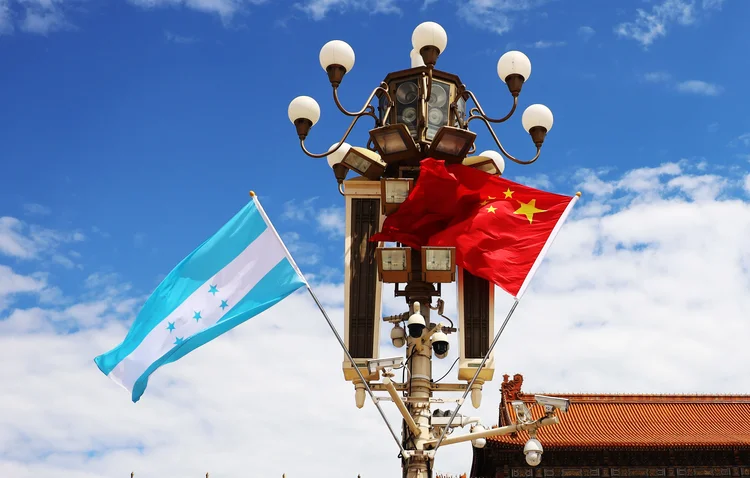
[433,298,520,451]
[516,192,580,299]
[249,192,408,456]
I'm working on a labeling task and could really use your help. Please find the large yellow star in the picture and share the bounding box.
[514,199,547,224]
[503,188,514,199]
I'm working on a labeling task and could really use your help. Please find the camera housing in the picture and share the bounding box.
[471,424,486,448]
[535,394,570,414]
[407,311,426,338]
[431,330,450,358]
[390,324,406,348]
[524,438,543,466]
[366,356,404,374]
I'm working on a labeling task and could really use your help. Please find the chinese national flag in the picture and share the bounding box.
[370,158,579,298]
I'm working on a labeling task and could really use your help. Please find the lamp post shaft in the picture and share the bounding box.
[405,301,432,478]
[403,254,437,478]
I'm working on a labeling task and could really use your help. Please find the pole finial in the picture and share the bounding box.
[575,191,582,197]
[250,190,256,197]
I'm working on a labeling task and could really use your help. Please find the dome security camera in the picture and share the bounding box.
[407,302,425,338]
[524,438,543,466]
[471,424,486,449]
[431,330,449,358]
[390,324,406,348]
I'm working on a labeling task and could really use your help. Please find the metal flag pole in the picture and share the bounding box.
[433,298,520,450]
[249,191,408,456]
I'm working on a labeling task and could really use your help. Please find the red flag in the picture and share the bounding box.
[371,158,579,298]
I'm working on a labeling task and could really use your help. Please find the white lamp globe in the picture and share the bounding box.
[479,150,505,175]
[411,21,448,54]
[288,96,321,126]
[319,40,356,73]
[497,51,532,82]
[521,104,553,133]
[410,48,426,68]
[327,142,351,168]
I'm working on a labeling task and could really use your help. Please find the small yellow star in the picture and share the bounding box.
[514,199,546,224]
[486,205,497,213]
[480,200,489,206]
[503,188,514,199]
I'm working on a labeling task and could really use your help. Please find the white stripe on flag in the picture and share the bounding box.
[110,227,287,391]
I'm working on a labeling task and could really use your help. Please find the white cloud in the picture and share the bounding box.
[2,162,750,476]
[282,231,321,265]
[0,0,13,34]
[512,174,552,190]
[526,40,566,49]
[164,30,197,44]
[0,265,47,312]
[316,206,345,238]
[642,71,672,83]
[296,0,400,20]
[284,197,345,238]
[615,0,722,47]
[127,0,266,21]
[675,79,723,96]
[666,174,726,201]
[457,0,549,35]
[577,25,595,41]
[22,203,51,216]
[640,72,722,96]
[0,216,85,264]
[736,132,750,147]
[0,0,71,35]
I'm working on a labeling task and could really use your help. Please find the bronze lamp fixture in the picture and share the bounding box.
[287,21,555,195]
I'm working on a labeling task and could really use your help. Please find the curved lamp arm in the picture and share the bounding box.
[473,115,541,165]
[465,90,518,125]
[333,82,392,126]
[300,84,392,159]
[338,183,345,196]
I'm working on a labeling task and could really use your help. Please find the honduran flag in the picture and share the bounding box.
[95,195,306,402]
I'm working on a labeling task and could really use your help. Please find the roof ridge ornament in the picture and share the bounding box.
[502,373,524,401]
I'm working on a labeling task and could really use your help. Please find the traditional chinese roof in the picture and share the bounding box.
[490,374,750,450]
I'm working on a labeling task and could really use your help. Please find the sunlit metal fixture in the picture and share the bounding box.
[287,22,555,191]
[421,247,455,283]
[376,247,411,283]
[380,178,414,215]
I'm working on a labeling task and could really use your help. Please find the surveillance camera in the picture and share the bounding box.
[535,395,570,414]
[431,330,449,358]
[471,424,486,449]
[407,311,425,338]
[390,324,406,348]
[366,356,404,374]
[523,438,543,466]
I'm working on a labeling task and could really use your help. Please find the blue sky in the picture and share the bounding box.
[2,0,749,292]
[2,1,750,477]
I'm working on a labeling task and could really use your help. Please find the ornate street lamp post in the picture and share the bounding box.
[288,22,563,478]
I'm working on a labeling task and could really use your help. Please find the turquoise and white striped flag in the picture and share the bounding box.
[95,195,307,402]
